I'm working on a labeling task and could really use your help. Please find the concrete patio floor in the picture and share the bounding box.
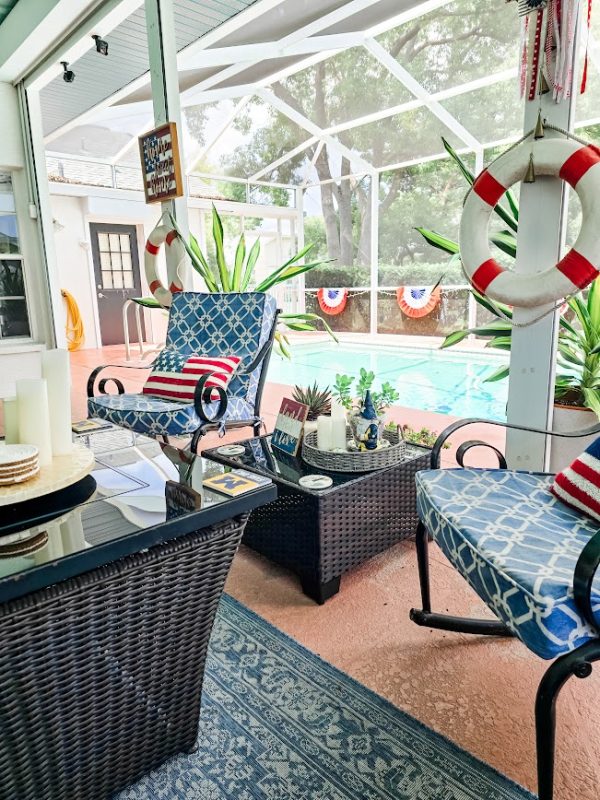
[66,345,600,797]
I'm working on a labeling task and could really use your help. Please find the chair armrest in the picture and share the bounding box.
[430,417,600,469]
[235,331,278,376]
[574,530,600,633]
[87,363,153,398]
[193,373,228,424]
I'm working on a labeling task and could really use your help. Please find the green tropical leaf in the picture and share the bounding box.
[440,329,470,348]
[484,365,510,383]
[255,243,316,291]
[168,214,218,291]
[211,205,231,291]
[582,387,600,419]
[491,231,517,258]
[441,137,474,186]
[232,234,246,291]
[132,297,162,308]
[414,227,459,255]
[240,238,261,290]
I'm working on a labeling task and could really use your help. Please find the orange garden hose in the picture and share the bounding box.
[61,289,85,351]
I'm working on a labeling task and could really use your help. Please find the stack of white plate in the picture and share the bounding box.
[0,444,40,486]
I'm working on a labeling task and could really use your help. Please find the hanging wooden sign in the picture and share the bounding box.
[138,122,184,204]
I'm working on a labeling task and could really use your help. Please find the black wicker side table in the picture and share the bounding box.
[0,436,275,800]
[203,435,429,603]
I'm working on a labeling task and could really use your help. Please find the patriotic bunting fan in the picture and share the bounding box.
[396,286,441,318]
[317,288,348,315]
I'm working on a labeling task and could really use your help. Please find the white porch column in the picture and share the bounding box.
[369,173,379,336]
[145,0,190,286]
[505,70,579,469]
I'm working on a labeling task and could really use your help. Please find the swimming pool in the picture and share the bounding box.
[267,342,508,420]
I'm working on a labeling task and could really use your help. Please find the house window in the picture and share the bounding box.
[0,172,31,340]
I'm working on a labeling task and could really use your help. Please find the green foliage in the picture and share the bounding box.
[292,382,332,420]
[333,368,400,415]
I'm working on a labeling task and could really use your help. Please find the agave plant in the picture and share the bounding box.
[416,137,600,416]
[170,206,337,357]
[292,382,332,421]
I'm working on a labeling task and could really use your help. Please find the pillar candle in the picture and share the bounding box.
[3,397,19,444]
[42,349,72,456]
[316,416,332,451]
[330,417,348,450]
[16,378,52,466]
[331,400,346,419]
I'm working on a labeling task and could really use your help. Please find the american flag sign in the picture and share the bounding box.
[138,122,184,204]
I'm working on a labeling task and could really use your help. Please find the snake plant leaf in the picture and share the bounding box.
[483,364,510,383]
[254,243,315,291]
[257,261,327,292]
[491,231,517,259]
[414,227,460,255]
[211,205,231,291]
[232,234,246,291]
[168,214,218,291]
[583,387,600,419]
[486,336,512,350]
[440,329,470,348]
[441,137,474,186]
[472,290,513,319]
[240,238,261,290]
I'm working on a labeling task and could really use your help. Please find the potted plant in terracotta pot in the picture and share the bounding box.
[438,284,600,471]
[333,369,400,451]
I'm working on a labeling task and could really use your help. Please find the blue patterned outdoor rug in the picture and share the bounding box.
[119,595,534,799]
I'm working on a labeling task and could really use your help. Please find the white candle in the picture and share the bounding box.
[331,400,346,419]
[16,378,52,466]
[331,417,348,450]
[42,349,72,455]
[3,397,19,444]
[317,416,333,451]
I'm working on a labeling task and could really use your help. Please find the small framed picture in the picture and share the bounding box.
[271,398,309,457]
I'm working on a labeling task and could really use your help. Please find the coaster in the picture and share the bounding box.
[217,445,246,457]
[299,474,333,490]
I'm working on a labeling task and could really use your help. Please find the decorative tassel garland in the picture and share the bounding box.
[516,0,592,103]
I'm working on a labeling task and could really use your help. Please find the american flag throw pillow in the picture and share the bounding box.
[551,437,600,522]
[143,350,241,403]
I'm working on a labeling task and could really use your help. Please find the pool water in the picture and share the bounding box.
[267,342,508,421]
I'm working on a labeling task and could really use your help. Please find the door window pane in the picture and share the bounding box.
[110,252,122,269]
[112,271,124,289]
[119,234,131,252]
[109,233,120,251]
[98,233,110,251]
[100,252,111,269]
[121,252,132,270]
[123,271,134,289]
[101,271,113,289]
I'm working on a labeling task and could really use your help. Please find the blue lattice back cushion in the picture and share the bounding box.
[165,292,277,404]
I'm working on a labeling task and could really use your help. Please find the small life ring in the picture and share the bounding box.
[144,224,186,307]
[397,285,441,318]
[317,288,348,315]
[460,138,600,308]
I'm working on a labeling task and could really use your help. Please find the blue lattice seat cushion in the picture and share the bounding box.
[416,468,600,660]
[88,393,254,437]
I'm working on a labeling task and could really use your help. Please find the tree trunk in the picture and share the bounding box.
[314,146,341,261]
[356,179,371,267]
[338,159,354,266]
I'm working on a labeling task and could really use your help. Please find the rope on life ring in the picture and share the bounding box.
[460,136,600,310]
[396,286,441,318]
[144,223,186,308]
[61,289,84,351]
[317,288,348,315]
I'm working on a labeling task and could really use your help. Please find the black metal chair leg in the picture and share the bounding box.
[535,639,600,800]
[161,435,170,444]
[410,521,514,637]
[190,427,205,454]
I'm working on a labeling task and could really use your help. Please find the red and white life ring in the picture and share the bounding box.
[144,224,186,307]
[317,288,348,315]
[460,138,600,308]
[397,285,441,318]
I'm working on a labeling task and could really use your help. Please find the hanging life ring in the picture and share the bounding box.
[396,285,441,318]
[144,224,186,307]
[460,138,600,308]
[317,288,348,315]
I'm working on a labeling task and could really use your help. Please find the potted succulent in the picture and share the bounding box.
[417,138,600,470]
[333,369,400,450]
[292,382,332,434]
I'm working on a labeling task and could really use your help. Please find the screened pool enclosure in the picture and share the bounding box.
[39,0,600,336]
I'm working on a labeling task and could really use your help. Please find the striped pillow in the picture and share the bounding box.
[143,350,241,403]
[551,437,600,522]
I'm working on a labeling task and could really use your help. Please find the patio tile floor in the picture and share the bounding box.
[5,344,598,798]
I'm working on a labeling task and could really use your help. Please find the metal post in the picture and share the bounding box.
[296,186,306,314]
[145,0,190,285]
[369,173,379,335]
[505,59,579,470]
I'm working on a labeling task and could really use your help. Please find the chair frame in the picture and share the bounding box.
[87,311,280,452]
[411,417,600,800]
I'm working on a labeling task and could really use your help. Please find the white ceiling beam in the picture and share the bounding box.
[258,87,374,173]
[364,38,481,151]
[250,136,318,180]
[25,0,144,92]
[179,33,365,70]
[302,139,324,183]
[366,0,453,37]
[186,95,251,174]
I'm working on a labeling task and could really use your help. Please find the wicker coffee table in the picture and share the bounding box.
[203,435,429,603]
[0,435,275,800]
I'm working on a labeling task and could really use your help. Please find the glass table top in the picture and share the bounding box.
[203,435,428,494]
[0,432,275,603]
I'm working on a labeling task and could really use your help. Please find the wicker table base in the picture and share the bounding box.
[0,514,249,800]
[204,437,430,604]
